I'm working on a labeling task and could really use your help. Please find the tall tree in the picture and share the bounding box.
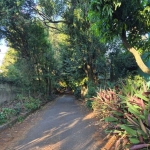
[62,0,107,84]
[89,0,150,74]
[0,0,57,95]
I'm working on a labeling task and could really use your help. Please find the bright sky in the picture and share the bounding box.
[0,39,8,66]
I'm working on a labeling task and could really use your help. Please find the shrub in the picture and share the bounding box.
[25,96,41,111]
[92,77,150,149]
[85,100,93,109]
[84,81,97,109]
[0,108,16,125]
[92,88,118,118]
[85,81,97,98]
[74,86,81,98]
[0,112,7,125]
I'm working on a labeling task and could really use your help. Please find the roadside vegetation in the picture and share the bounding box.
[0,0,150,149]
[0,94,42,125]
[88,76,150,149]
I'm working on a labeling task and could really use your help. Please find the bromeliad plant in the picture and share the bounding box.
[92,78,150,149]
[91,87,119,118]
[116,80,150,150]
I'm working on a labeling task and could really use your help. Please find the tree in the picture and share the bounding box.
[0,0,65,96]
[89,0,150,74]
[105,39,138,80]
[0,48,21,84]
[62,0,107,84]
[1,20,57,95]
[0,0,57,95]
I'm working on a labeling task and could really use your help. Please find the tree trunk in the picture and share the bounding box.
[85,63,95,82]
[49,78,52,95]
[121,30,150,74]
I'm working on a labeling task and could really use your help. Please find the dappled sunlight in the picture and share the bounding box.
[12,95,103,150]
[67,118,79,128]
[56,112,75,119]
[15,134,52,150]
[14,117,81,150]
[14,114,101,150]
[82,112,95,121]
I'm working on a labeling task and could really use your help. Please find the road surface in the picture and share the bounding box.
[0,95,105,150]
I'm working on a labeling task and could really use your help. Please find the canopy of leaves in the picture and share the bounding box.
[89,0,150,50]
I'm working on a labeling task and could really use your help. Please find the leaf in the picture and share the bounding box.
[135,94,148,101]
[125,114,139,126]
[104,117,117,122]
[112,111,123,117]
[117,94,127,101]
[139,119,147,135]
[127,102,141,116]
[128,108,142,118]
[113,2,121,10]
[129,138,140,144]
[139,115,145,120]
[120,125,137,136]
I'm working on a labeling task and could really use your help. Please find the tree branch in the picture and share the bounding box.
[121,29,150,74]
[32,6,67,24]
[43,21,63,32]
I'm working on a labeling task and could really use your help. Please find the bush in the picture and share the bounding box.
[0,108,16,125]
[85,100,93,109]
[0,112,7,125]
[85,81,97,98]
[91,88,118,117]
[92,77,150,149]
[25,96,41,111]
[74,86,81,98]
[0,94,43,126]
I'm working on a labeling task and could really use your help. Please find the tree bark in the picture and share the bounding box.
[121,30,150,74]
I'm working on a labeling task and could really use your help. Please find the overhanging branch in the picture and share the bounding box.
[32,6,67,24]
[120,29,150,74]
[43,21,63,32]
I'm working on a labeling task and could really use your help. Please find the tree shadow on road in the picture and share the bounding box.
[13,95,106,150]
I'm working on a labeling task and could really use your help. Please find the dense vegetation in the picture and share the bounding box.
[0,0,150,149]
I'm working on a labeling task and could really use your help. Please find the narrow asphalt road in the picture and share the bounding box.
[4,95,104,150]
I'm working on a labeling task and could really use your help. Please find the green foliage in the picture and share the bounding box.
[0,93,44,125]
[0,108,17,125]
[24,97,41,111]
[112,52,138,79]
[92,87,118,118]
[74,86,81,98]
[0,48,25,86]
[86,86,97,98]
[2,108,16,118]
[89,0,150,45]
[92,77,150,149]
[85,81,97,98]
[59,0,108,87]
[86,100,93,109]
[0,112,7,125]
[0,0,58,96]
[0,19,57,96]
[17,116,24,122]
[89,0,150,75]
[1,0,142,97]
[85,81,97,109]
[106,39,138,80]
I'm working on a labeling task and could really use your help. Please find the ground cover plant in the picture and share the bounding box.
[0,94,44,126]
[91,76,150,149]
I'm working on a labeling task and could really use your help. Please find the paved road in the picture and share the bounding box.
[11,95,103,150]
